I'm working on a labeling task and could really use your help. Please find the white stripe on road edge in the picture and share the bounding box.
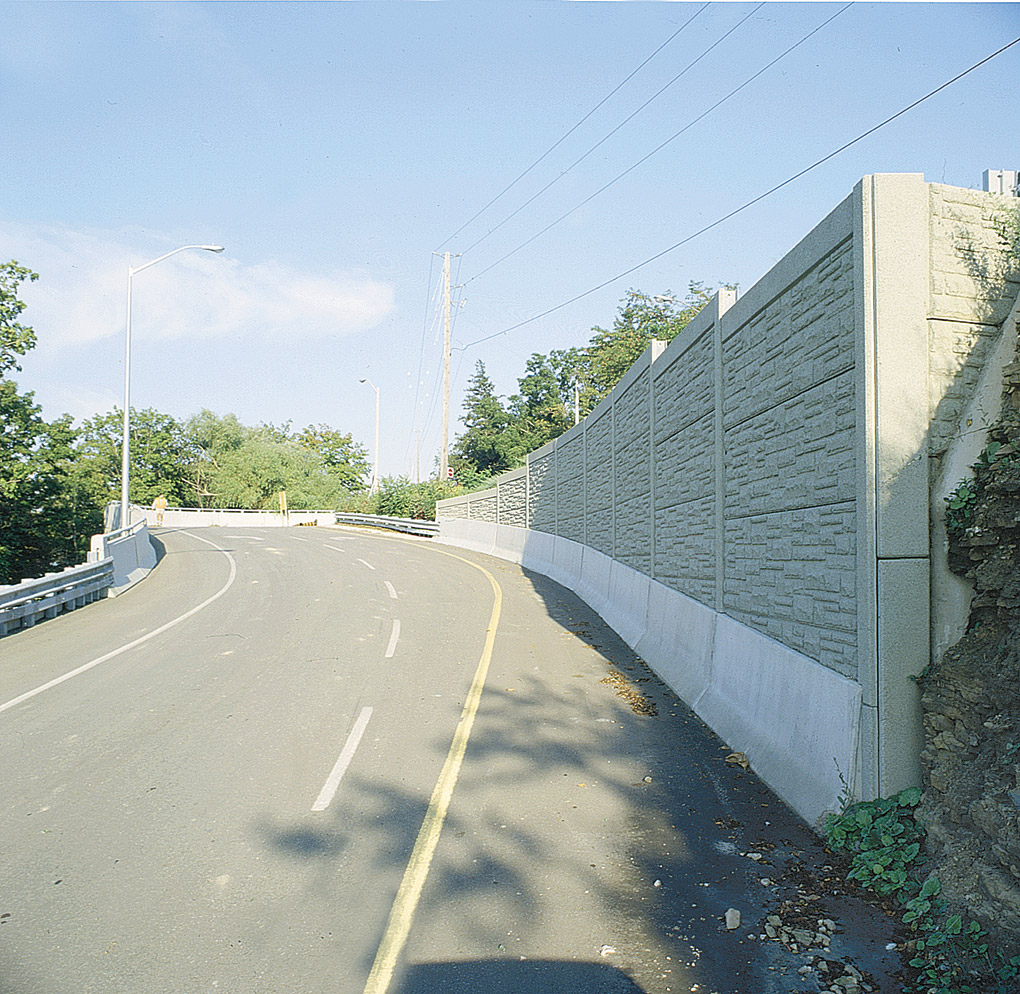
[357,558,375,571]
[384,581,398,600]
[0,531,237,716]
[311,706,373,812]
[384,619,401,658]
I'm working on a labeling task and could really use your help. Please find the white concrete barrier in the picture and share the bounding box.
[438,517,860,827]
[90,518,157,595]
[697,616,862,824]
[633,582,716,707]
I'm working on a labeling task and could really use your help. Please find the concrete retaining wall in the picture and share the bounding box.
[141,507,336,528]
[437,174,1020,828]
[89,517,156,595]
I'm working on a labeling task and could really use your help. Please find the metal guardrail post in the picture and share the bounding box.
[0,559,116,637]
[333,513,439,537]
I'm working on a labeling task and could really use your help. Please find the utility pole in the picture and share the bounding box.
[440,251,451,483]
[415,428,421,484]
[574,384,580,425]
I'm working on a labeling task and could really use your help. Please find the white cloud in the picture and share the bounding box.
[0,221,396,354]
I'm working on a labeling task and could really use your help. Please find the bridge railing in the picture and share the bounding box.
[334,512,439,538]
[0,559,115,636]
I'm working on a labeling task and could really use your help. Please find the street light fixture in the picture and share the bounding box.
[360,378,380,494]
[120,244,224,528]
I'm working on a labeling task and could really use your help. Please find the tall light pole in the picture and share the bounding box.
[360,377,380,494]
[440,251,451,483]
[121,244,224,528]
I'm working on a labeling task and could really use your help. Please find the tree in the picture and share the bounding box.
[182,411,369,510]
[584,285,715,403]
[0,261,38,375]
[0,383,101,583]
[508,353,573,454]
[295,423,370,491]
[72,408,199,509]
[451,361,515,476]
[0,264,101,583]
[448,283,724,474]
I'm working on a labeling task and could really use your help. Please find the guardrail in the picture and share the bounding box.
[0,559,115,637]
[334,513,439,538]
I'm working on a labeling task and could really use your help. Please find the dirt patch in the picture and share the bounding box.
[600,667,658,716]
[920,326,1020,953]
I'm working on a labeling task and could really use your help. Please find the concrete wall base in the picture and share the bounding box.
[439,518,861,829]
[90,521,157,596]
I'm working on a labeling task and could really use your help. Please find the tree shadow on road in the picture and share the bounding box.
[255,559,905,994]
[394,958,645,994]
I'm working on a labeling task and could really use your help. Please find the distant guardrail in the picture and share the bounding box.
[0,559,114,637]
[334,513,439,538]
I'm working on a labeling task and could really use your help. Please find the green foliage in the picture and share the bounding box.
[945,435,1019,537]
[945,479,977,536]
[0,267,100,583]
[295,423,370,489]
[582,284,715,405]
[72,407,199,509]
[451,361,521,475]
[825,787,926,898]
[339,473,493,521]
[0,383,102,584]
[183,412,368,510]
[451,284,721,479]
[0,260,39,375]
[337,476,460,520]
[826,790,1020,994]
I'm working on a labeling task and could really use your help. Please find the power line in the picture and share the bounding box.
[405,256,445,464]
[455,32,1020,352]
[405,254,438,462]
[463,2,853,287]
[457,2,764,258]
[434,3,709,252]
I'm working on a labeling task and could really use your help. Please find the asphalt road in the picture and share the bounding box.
[0,527,905,994]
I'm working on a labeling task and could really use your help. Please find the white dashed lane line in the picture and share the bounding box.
[385,619,401,659]
[384,581,398,600]
[311,706,374,812]
[357,558,375,571]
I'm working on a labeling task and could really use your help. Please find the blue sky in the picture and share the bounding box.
[2,1,1018,481]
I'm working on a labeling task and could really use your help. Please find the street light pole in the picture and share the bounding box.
[120,244,224,528]
[360,378,380,493]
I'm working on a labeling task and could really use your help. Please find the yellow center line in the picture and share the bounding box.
[361,546,503,994]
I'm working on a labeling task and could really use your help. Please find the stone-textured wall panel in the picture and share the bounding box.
[615,493,651,575]
[529,452,556,533]
[654,329,714,442]
[614,369,650,496]
[928,319,1005,456]
[585,412,614,556]
[929,184,1020,326]
[724,371,855,517]
[655,412,714,509]
[724,504,858,678]
[556,434,586,527]
[586,510,613,558]
[654,497,715,605]
[472,494,498,523]
[498,476,527,527]
[558,513,585,545]
[723,240,854,429]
